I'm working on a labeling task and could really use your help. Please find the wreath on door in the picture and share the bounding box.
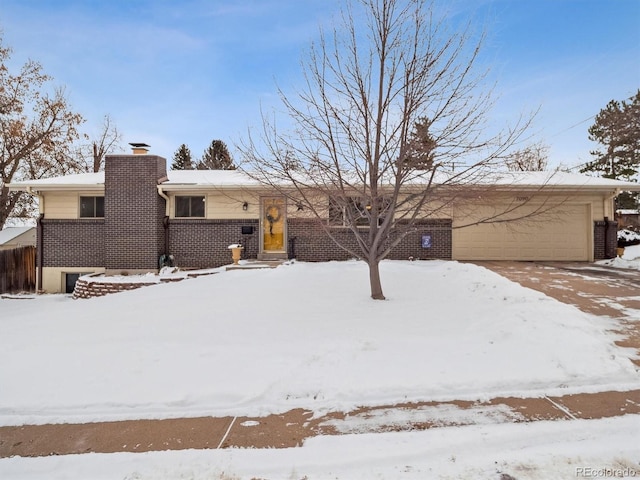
[265,205,282,235]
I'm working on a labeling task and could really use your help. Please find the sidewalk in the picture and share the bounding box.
[1,389,639,458]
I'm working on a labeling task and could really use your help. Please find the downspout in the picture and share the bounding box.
[605,189,620,259]
[157,186,171,256]
[36,213,44,293]
[604,216,610,257]
[609,189,620,220]
[157,185,170,216]
[27,187,44,293]
[162,216,170,257]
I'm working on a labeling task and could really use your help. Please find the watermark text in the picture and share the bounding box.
[576,466,638,478]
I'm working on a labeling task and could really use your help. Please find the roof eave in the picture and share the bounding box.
[160,183,267,191]
[6,183,105,193]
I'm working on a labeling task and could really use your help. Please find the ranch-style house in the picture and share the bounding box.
[7,147,638,293]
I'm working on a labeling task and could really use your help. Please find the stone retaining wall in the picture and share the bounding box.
[72,275,158,299]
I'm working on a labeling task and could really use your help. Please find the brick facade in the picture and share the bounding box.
[164,217,452,268]
[36,153,611,279]
[41,219,105,267]
[594,219,618,260]
[288,218,452,262]
[168,219,260,268]
[104,155,167,272]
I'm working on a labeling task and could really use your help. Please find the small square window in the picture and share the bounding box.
[80,196,104,218]
[175,196,205,217]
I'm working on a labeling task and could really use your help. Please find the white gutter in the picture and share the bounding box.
[8,183,104,193]
[157,185,170,216]
[25,187,45,215]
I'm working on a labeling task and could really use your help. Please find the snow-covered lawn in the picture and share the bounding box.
[1,259,638,479]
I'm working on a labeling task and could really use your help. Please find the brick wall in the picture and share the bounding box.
[168,219,259,268]
[594,220,618,260]
[288,218,452,261]
[104,155,167,271]
[46,215,451,271]
[40,219,105,267]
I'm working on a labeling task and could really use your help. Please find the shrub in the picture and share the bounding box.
[617,228,640,247]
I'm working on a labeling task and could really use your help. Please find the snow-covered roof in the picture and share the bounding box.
[470,171,640,190]
[6,172,105,190]
[163,170,262,187]
[6,169,640,192]
[0,226,35,245]
[5,170,257,190]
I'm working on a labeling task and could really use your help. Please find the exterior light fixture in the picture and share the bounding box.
[242,201,248,211]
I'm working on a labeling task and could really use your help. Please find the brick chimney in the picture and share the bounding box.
[103,147,168,274]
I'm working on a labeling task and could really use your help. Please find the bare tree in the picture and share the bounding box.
[505,141,549,171]
[75,115,123,173]
[240,0,533,299]
[0,36,85,229]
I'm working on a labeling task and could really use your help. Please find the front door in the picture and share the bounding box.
[261,197,287,254]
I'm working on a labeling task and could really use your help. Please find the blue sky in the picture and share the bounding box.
[1,0,638,170]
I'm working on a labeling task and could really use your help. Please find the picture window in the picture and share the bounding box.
[328,196,390,226]
[175,196,206,217]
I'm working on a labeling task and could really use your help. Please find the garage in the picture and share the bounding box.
[452,203,591,261]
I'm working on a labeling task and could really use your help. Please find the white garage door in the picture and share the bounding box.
[452,203,590,261]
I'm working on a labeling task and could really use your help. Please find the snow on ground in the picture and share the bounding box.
[1,415,638,480]
[1,259,639,479]
[0,260,637,427]
[599,243,640,269]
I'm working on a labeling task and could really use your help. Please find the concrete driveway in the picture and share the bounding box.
[472,261,640,366]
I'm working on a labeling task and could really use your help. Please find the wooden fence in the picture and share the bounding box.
[0,246,36,294]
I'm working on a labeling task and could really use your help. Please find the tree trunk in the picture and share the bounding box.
[0,186,13,231]
[368,259,385,300]
[93,143,100,173]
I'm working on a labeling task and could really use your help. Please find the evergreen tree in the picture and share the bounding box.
[171,144,193,170]
[197,140,235,170]
[581,90,640,181]
[581,90,640,209]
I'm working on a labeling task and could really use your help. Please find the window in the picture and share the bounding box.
[175,196,205,218]
[328,196,390,227]
[65,273,81,294]
[80,196,104,218]
[328,197,372,227]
